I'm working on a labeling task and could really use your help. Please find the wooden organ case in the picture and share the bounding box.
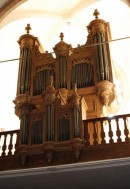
[13,10,115,164]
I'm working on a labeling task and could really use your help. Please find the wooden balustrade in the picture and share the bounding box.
[0,114,130,158]
[83,114,130,145]
[0,130,19,157]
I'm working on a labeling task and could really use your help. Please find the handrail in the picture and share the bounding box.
[0,129,20,157]
[83,114,130,145]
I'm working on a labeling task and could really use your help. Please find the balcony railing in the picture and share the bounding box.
[84,114,130,145]
[0,114,130,158]
[0,130,19,157]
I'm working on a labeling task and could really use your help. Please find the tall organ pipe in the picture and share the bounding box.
[58,55,67,88]
[94,32,109,82]
[33,69,53,95]
[46,105,55,141]
[21,114,29,144]
[17,47,32,94]
[72,108,80,138]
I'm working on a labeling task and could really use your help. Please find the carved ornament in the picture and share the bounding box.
[31,114,43,122]
[68,83,81,107]
[13,93,35,116]
[70,56,93,65]
[44,141,55,163]
[71,138,85,159]
[42,76,56,105]
[96,80,115,106]
[53,32,72,56]
[58,111,70,120]
[87,9,111,39]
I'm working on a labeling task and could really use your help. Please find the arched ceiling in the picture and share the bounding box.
[0,0,99,28]
[0,0,26,23]
[0,0,130,27]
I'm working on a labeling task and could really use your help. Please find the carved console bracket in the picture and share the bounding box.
[13,93,35,117]
[96,80,115,106]
[44,141,55,163]
[71,138,85,159]
[15,145,28,165]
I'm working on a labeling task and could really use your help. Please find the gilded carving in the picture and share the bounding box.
[70,56,93,65]
[96,80,115,106]
[31,114,43,122]
[53,32,72,56]
[68,83,81,107]
[42,76,56,105]
[58,111,70,120]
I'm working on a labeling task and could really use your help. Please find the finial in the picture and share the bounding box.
[59,32,64,41]
[49,75,53,86]
[25,24,31,34]
[93,9,100,19]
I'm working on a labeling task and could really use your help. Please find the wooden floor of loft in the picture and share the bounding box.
[0,113,130,171]
[1,157,130,189]
[0,141,130,171]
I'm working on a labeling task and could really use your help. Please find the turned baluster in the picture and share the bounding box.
[8,133,13,156]
[2,134,7,157]
[84,122,90,145]
[116,118,122,143]
[108,119,114,143]
[100,120,106,144]
[93,121,98,144]
[15,132,19,152]
[123,117,129,142]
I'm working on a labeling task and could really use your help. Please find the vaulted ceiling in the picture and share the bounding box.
[0,0,130,26]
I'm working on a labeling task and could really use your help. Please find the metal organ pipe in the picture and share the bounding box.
[21,114,29,144]
[17,47,32,94]
[33,69,52,95]
[101,33,109,80]
[72,108,80,138]
[46,105,54,141]
[70,63,93,89]
[58,56,67,88]
[94,32,110,82]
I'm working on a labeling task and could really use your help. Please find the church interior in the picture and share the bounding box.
[0,0,130,188]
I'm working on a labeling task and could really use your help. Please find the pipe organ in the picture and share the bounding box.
[13,10,116,163]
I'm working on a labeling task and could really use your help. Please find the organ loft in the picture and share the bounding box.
[13,9,116,164]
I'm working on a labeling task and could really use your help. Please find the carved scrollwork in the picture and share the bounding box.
[58,111,70,120]
[33,63,55,74]
[71,138,85,159]
[96,81,115,106]
[42,76,56,105]
[31,114,43,122]
[70,56,93,65]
